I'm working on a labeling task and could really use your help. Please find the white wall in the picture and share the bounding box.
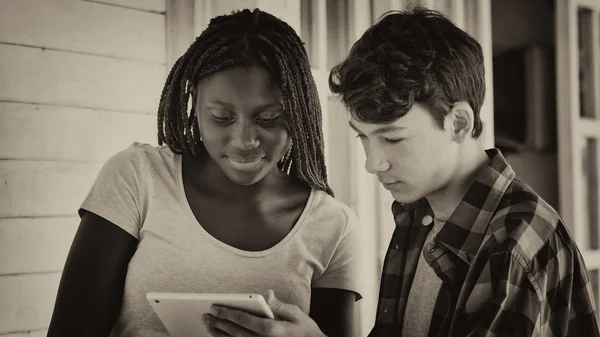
[0,0,166,334]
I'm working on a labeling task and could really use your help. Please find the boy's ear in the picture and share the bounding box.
[448,101,474,143]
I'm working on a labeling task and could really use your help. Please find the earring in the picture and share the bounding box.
[279,142,293,174]
[285,157,292,175]
[191,115,202,143]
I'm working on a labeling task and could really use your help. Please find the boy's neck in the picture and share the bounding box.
[426,142,490,222]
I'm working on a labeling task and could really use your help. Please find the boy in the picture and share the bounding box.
[328,6,599,337]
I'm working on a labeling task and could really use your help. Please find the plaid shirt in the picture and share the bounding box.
[369,149,600,337]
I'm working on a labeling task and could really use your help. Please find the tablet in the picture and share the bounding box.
[147,292,275,337]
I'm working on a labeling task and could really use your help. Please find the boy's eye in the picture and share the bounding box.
[384,138,403,144]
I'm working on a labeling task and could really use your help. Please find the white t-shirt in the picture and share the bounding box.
[79,142,362,337]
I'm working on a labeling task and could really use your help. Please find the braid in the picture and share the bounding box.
[157,9,333,196]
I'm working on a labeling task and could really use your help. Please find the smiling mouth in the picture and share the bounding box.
[226,156,264,171]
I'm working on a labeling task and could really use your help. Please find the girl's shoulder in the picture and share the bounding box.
[304,189,359,234]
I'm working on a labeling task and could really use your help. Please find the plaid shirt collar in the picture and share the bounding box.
[391,148,515,264]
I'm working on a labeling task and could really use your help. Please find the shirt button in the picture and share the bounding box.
[422,215,433,226]
[395,244,400,250]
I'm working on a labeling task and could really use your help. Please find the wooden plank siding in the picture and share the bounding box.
[0,0,166,334]
[0,44,164,114]
[0,0,166,63]
[85,0,166,13]
[0,102,156,162]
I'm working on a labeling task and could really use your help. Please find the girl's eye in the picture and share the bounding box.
[385,138,404,144]
[212,115,234,123]
[257,115,281,125]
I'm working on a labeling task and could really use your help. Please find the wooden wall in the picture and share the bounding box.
[0,0,166,334]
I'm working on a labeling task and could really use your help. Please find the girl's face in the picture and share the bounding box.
[195,66,291,186]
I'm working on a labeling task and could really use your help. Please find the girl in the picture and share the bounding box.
[48,8,361,337]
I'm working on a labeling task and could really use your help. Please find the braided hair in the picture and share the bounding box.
[157,9,333,195]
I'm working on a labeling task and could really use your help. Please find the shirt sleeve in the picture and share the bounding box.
[79,144,146,239]
[312,207,363,300]
[532,230,600,336]
[456,231,600,337]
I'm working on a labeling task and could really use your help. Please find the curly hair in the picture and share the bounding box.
[329,6,486,138]
[157,9,333,195]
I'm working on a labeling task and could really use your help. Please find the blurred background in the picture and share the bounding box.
[0,0,599,336]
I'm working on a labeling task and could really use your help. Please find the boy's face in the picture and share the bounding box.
[349,104,460,204]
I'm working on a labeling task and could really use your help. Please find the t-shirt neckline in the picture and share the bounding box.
[175,153,316,257]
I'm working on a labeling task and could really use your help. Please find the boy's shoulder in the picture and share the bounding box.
[486,177,573,266]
